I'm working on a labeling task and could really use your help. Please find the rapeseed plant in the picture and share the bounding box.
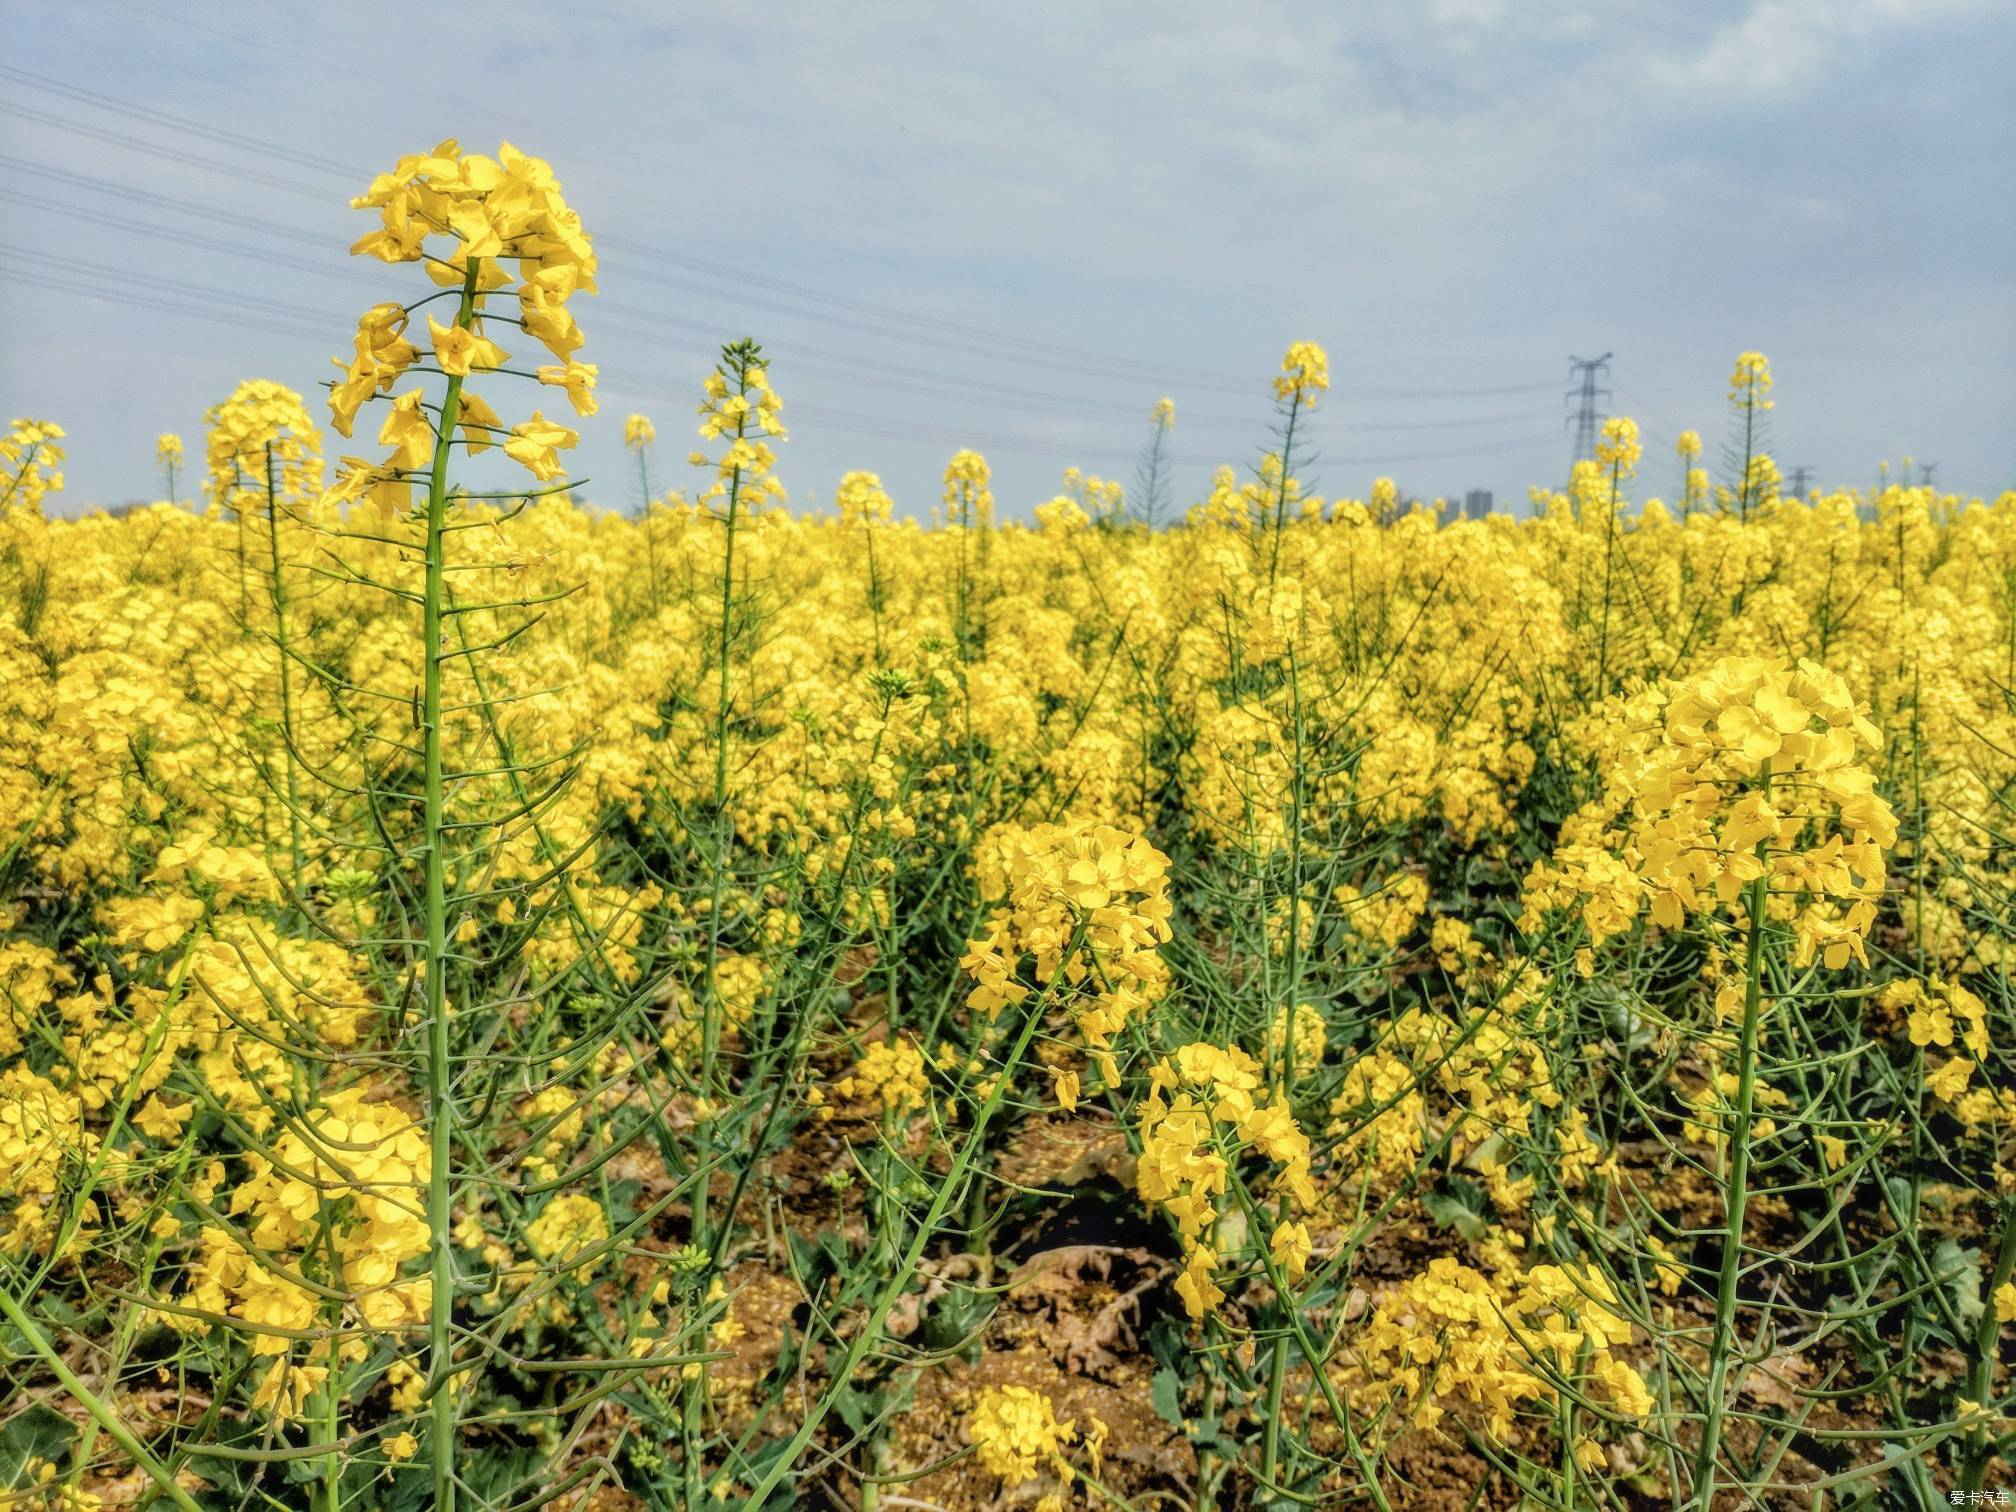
[5,147,2016,1510]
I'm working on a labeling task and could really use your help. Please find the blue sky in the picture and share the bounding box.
[2,0,2011,518]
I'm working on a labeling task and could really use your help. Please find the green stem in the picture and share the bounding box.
[1264,390,1303,592]
[315,1332,342,1512]
[686,344,760,1506]
[0,1286,204,1512]
[1194,1347,1222,1511]
[1259,1335,1290,1496]
[636,443,660,612]
[263,442,305,889]
[1222,1170,1395,1512]
[699,366,749,1135]
[865,526,884,665]
[1691,863,1770,1511]
[420,255,482,1512]
[235,490,249,624]
[737,948,1076,1507]
[1596,457,1620,692]
[1959,1200,2016,1492]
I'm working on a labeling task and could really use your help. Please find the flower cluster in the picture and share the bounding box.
[966,1385,1077,1486]
[1325,951,1563,1211]
[694,348,786,509]
[1274,340,1330,406]
[155,1087,429,1423]
[1594,415,1641,475]
[1266,1001,1326,1076]
[836,469,893,528]
[204,378,324,509]
[1887,976,2013,1131]
[943,447,994,528]
[524,1191,610,1281]
[1353,1256,1652,1442]
[1135,1042,1318,1318]
[1,417,65,513]
[961,821,1172,1087]
[826,1033,929,1117]
[327,139,596,509]
[1527,656,1894,968]
[1729,350,1774,409]
[0,1065,96,1256]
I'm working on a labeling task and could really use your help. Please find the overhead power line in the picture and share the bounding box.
[1611,383,1696,444]
[0,100,328,200]
[2,266,335,346]
[3,247,1566,479]
[1,58,1587,484]
[0,62,359,179]
[0,182,1562,439]
[0,153,336,246]
[3,75,1563,405]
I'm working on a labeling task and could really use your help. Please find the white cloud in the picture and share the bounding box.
[1646,0,1993,97]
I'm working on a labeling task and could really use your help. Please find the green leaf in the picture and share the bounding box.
[186,1418,273,1502]
[460,1444,545,1504]
[0,1404,75,1480]
[1424,1177,1490,1241]
[361,1457,437,1512]
[833,1383,873,1435]
[1935,1237,1985,1324]
[921,1280,993,1361]
[1150,1366,1185,1431]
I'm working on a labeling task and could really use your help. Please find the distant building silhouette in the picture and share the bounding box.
[1464,489,1494,520]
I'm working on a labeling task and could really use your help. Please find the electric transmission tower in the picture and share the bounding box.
[1786,465,1814,497]
[1565,353,1613,469]
[1917,461,1939,489]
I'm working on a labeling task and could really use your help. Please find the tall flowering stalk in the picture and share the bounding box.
[837,469,894,662]
[690,342,785,1129]
[157,432,184,505]
[625,411,656,508]
[1592,415,1641,692]
[1135,396,1175,528]
[1723,351,1773,523]
[202,380,322,876]
[626,412,663,612]
[323,138,597,1512]
[1674,428,1702,517]
[0,418,65,515]
[1265,341,1327,588]
[1528,654,1893,1509]
[206,380,321,625]
[943,447,992,663]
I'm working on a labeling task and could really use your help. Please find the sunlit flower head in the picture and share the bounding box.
[1595,416,1641,474]
[329,139,595,489]
[204,380,323,508]
[1728,351,1773,410]
[942,448,993,527]
[967,1386,1074,1485]
[835,469,893,527]
[1274,341,1330,407]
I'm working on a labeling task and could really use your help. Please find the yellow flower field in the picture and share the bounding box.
[3,141,2014,1511]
